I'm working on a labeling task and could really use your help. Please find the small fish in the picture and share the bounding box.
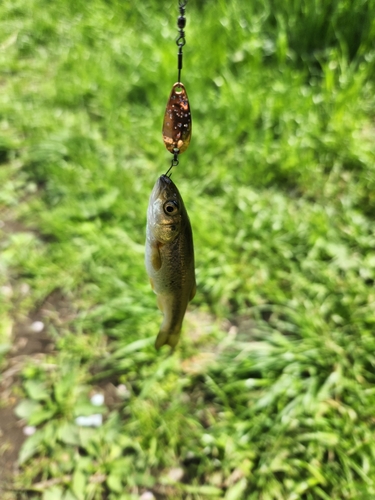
[145,174,196,349]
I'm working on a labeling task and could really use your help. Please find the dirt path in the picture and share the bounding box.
[0,292,67,492]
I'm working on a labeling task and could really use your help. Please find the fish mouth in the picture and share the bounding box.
[160,174,172,183]
[158,174,172,189]
[153,174,175,198]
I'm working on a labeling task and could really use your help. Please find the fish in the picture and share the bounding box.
[145,174,196,349]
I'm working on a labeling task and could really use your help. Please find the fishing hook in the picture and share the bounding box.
[165,151,179,177]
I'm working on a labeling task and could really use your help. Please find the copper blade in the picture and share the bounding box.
[162,82,192,154]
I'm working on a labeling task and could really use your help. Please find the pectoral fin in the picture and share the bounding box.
[151,243,162,271]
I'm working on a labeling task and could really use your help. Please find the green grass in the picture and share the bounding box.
[1,0,375,498]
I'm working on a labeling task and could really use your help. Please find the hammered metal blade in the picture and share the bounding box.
[162,82,192,154]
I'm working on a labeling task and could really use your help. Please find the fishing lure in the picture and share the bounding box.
[162,82,192,155]
[162,0,192,176]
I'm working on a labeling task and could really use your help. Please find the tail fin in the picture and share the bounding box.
[155,328,182,349]
[155,329,169,349]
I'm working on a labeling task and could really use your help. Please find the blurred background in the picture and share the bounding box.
[1,0,375,498]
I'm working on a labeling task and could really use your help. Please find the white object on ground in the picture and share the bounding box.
[139,492,155,500]
[75,414,103,427]
[23,426,36,436]
[30,321,44,333]
[90,393,105,406]
[117,384,131,398]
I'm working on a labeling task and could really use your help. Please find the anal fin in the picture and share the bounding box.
[189,282,196,301]
[149,277,156,292]
[157,294,165,312]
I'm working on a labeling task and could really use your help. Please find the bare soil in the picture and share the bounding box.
[0,290,70,492]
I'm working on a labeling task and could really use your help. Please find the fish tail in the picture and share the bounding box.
[155,327,182,350]
[155,329,169,349]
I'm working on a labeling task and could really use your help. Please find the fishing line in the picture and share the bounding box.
[162,0,192,176]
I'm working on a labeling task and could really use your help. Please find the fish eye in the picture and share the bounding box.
[163,200,179,215]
